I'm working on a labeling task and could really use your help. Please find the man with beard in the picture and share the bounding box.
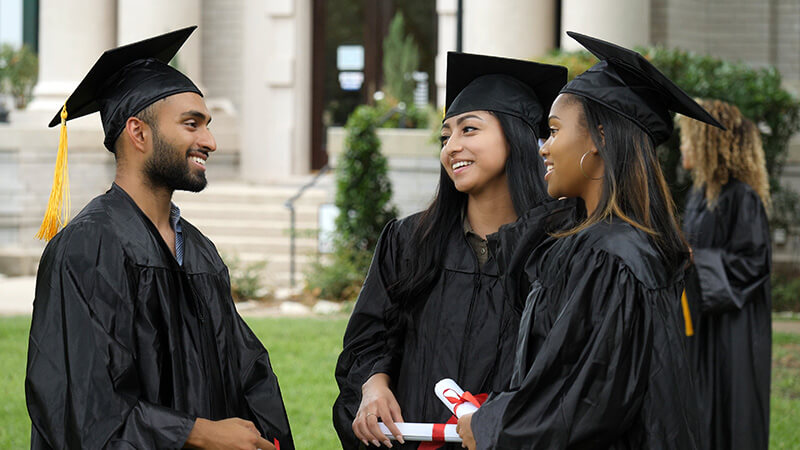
[25,27,294,450]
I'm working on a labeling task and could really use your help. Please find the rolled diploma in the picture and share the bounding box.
[379,423,461,443]
[434,378,479,418]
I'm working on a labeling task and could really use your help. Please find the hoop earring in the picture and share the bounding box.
[580,151,603,180]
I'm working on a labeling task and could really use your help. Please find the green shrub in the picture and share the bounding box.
[221,253,270,302]
[305,105,398,301]
[382,12,419,106]
[334,105,398,257]
[303,249,365,302]
[772,273,800,312]
[0,44,38,109]
[538,47,800,224]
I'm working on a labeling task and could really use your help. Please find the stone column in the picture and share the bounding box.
[463,0,556,59]
[560,0,651,50]
[436,0,557,109]
[435,0,458,108]
[116,0,202,83]
[26,0,116,113]
[240,0,313,182]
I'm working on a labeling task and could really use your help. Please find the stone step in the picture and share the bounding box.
[173,183,331,205]
[212,235,319,254]
[178,203,320,222]
[189,218,320,238]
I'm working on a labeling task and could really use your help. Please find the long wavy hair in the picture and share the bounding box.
[556,94,689,269]
[385,111,549,324]
[677,99,771,212]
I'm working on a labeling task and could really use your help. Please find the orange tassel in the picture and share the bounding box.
[35,104,70,241]
[681,289,694,336]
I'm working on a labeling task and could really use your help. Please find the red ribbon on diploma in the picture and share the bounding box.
[418,392,488,450]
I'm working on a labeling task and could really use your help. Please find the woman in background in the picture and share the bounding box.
[332,52,569,449]
[678,99,772,450]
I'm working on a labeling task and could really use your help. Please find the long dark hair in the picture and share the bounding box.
[560,94,689,269]
[385,111,549,325]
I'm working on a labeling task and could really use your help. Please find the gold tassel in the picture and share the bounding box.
[681,289,694,337]
[35,105,70,241]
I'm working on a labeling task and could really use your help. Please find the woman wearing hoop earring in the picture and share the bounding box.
[456,32,724,450]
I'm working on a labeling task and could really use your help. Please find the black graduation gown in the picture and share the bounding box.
[332,201,575,450]
[26,184,294,449]
[683,180,771,450]
[472,220,702,450]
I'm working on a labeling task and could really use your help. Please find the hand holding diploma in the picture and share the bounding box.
[354,373,405,447]
[456,413,476,450]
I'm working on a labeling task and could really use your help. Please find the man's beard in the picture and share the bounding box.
[144,129,207,192]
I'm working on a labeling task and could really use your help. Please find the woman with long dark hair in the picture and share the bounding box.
[332,52,568,449]
[456,32,724,450]
[678,99,771,450]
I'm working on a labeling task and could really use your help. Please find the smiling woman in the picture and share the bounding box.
[332,52,567,449]
[459,32,726,450]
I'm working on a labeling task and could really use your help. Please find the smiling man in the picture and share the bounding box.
[25,27,293,450]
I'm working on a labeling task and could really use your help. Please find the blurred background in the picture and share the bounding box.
[0,0,798,306]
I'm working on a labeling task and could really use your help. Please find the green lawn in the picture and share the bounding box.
[2,316,799,448]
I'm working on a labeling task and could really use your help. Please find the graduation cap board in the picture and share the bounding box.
[560,31,724,146]
[36,26,202,241]
[443,52,568,138]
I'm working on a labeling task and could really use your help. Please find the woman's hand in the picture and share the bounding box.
[352,373,405,447]
[456,413,476,450]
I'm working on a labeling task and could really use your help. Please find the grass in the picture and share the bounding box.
[1,316,799,448]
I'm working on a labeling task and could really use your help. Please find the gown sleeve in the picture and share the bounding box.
[471,249,654,450]
[230,306,295,449]
[332,220,403,448]
[691,186,771,314]
[25,224,197,449]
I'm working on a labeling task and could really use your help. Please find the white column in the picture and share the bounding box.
[463,0,556,59]
[436,0,557,109]
[26,0,116,112]
[116,0,202,83]
[560,0,650,50]
[241,0,312,182]
[435,0,458,109]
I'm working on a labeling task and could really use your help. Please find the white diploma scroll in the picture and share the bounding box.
[379,422,461,443]
[434,378,479,418]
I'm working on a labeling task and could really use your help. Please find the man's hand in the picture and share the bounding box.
[184,417,276,450]
[352,373,405,447]
[456,413,476,450]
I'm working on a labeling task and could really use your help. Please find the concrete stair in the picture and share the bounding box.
[173,179,333,290]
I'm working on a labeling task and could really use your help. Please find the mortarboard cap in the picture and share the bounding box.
[560,31,724,146]
[444,52,568,138]
[47,25,202,151]
[36,26,201,241]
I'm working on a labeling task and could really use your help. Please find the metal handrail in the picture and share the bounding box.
[284,164,330,289]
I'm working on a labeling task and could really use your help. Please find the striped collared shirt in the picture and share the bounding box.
[170,203,184,266]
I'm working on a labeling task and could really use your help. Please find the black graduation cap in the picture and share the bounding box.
[560,31,724,146]
[48,25,202,151]
[36,26,201,241]
[444,52,568,138]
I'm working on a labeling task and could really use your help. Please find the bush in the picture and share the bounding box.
[382,12,419,107]
[221,253,271,302]
[0,44,38,109]
[303,249,365,302]
[305,105,398,301]
[772,273,800,313]
[538,47,800,224]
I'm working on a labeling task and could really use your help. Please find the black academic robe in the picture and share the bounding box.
[332,201,575,450]
[683,180,771,450]
[472,219,702,450]
[26,184,294,449]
